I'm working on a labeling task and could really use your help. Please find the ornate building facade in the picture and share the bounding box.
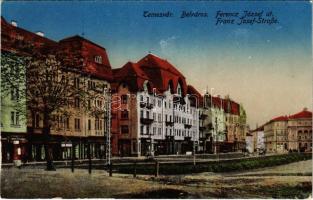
[264,108,312,153]
[111,54,199,156]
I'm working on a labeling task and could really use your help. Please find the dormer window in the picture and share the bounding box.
[94,55,102,64]
[177,83,182,96]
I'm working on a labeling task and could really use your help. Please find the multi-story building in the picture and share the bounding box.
[1,17,112,162]
[264,116,288,153]
[246,125,265,153]
[199,93,226,153]
[224,97,247,151]
[199,93,247,153]
[111,54,200,156]
[264,108,312,153]
[1,17,55,163]
[287,108,312,152]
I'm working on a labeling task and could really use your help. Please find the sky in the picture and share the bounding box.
[2,1,312,128]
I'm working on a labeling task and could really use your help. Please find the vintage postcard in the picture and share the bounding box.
[1,1,312,199]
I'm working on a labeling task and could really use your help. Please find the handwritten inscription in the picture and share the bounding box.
[215,11,279,25]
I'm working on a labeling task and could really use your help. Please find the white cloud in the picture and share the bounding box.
[159,36,177,52]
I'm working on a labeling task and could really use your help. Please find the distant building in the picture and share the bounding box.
[247,126,265,153]
[287,108,312,152]
[264,108,312,153]
[198,93,246,153]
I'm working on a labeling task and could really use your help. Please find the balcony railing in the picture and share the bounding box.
[184,124,192,129]
[199,126,206,131]
[140,102,146,108]
[199,113,208,120]
[140,117,154,124]
[165,121,174,126]
[146,103,154,109]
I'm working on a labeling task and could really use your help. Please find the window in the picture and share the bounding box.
[121,110,129,119]
[140,110,144,118]
[10,112,14,125]
[65,117,70,129]
[140,126,144,134]
[146,97,149,104]
[74,97,80,108]
[88,80,96,90]
[158,114,161,122]
[140,95,143,102]
[74,77,80,89]
[74,118,81,130]
[11,88,19,101]
[88,119,91,130]
[158,100,161,107]
[10,112,19,126]
[153,113,156,121]
[95,118,99,130]
[35,114,40,128]
[87,100,91,109]
[177,83,182,96]
[95,55,102,64]
[121,95,128,104]
[153,127,156,135]
[121,125,129,134]
[146,111,150,119]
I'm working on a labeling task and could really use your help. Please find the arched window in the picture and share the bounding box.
[143,80,151,93]
[177,83,182,96]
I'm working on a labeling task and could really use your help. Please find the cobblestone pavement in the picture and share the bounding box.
[1,160,312,198]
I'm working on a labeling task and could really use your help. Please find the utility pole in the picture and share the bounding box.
[105,89,111,166]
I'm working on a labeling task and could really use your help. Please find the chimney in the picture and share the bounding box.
[36,31,44,37]
[11,20,17,27]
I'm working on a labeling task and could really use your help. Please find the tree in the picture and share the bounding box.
[2,49,111,170]
[2,51,78,170]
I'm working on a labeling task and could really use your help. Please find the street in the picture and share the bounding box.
[1,159,311,198]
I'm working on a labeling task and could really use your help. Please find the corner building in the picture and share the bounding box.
[111,54,200,156]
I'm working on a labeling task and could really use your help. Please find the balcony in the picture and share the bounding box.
[146,103,154,109]
[184,124,192,129]
[140,102,146,108]
[140,131,152,136]
[199,126,206,131]
[140,117,154,124]
[199,113,208,120]
[165,121,174,126]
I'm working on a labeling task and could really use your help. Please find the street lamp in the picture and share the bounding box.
[105,88,111,166]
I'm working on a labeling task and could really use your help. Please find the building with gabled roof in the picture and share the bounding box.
[111,54,199,156]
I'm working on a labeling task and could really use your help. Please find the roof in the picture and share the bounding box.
[289,109,312,119]
[250,125,264,133]
[113,53,188,96]
[266,108,312,125]
[1,17,57,55]
[187,85,203,107]
[271,115,289,122]
[1,17,113,81]
[113,62,152,92]
[58,35,112,81]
